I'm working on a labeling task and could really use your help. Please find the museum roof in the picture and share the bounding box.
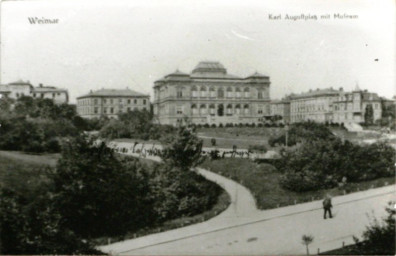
[77,88,149,99]
[246,72,269,78]
[192,61,227,74]
[155,61,270,83]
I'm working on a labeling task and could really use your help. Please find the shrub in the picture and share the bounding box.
[278,139,395,192]
[211,124,217,128]
[219,123,223,128]
[203,123,210,128]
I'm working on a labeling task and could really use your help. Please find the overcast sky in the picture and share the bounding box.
[1,0,394,103]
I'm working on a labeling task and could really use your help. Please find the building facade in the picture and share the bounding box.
[153,61,271,126]
[289,88,340,123]
[276,87,383,125]
[77,88,150,119]
[332,89,382,124]
[0,80,69,104]
[270,99,291,124]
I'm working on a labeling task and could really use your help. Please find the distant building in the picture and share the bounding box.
[0,80,69,104]
[289,88,340,123]
[76,88,150,119]
[32,84,69,104]
[270,98,291,124]
[153,61,271,126]
[333,88,382,124]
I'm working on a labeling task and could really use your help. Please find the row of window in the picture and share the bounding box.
[93,106,147,114]
[14,92,63,98]
[92,98,147,105]
[333,103,379,111]
[176,90,265,99]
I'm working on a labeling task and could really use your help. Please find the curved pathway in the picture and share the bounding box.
[98,147,259,255]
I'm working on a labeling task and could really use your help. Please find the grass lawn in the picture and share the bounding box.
[200,158,395,210]
[0,151,57,199]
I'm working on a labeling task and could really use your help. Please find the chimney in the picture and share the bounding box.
[339,87,343,91]
[39,83,43,87]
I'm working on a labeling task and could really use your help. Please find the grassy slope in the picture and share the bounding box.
[0,151,56,200]
[201,158,395,210]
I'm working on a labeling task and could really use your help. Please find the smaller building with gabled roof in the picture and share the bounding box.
[0,80,68,104]
[76,88,150,119]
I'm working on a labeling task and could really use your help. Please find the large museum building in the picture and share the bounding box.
[153,61,271,126]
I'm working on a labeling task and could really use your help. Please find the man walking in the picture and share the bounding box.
[323,195,333,219]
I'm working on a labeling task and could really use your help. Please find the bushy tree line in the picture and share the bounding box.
[0,97,85,153]
[99,110,175,140]
[0,127,221,254]
[277,138,395,192]
[268,121,335,147]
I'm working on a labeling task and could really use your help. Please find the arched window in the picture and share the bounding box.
[244,104,250,114]
[244,87,250,98]
[226,104,233,115]
[200,104,207,114]
[191,104,198,115]
[218,88,224,99]
[226,87,233,98]
[236,87,241,98]
[209,104,216,115]
[200,86,207,97]
[258,90,263,99]
[209,87,216,98]
[235,104,241,114]
[191,85,198,98]
[176,87,183,98]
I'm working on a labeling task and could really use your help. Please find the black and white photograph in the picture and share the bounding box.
[0,0,395,255]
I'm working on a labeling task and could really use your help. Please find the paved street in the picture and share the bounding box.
[117,186,394,255]
[99,157,395,255]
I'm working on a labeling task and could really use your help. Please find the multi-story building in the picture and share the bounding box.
[76,88,150,119]
[270,98,291,124]
[333,88,382,124]
[153,61,271,126]
[0,80,69,104]
[32,84,69,104]
[289,88,340,123]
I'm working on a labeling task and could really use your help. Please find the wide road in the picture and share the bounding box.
[118,186,394,255]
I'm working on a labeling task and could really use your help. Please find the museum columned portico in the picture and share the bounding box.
[153,61,271,126]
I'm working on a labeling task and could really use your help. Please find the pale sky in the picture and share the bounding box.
[1,0,395,103]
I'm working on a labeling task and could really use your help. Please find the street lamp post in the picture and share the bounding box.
[285,123,289,147]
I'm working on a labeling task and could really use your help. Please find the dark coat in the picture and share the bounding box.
[323,198,332,209]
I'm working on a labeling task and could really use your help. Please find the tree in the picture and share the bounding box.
[351,201,395,254]
[160,126,203,172]
[0,184,100,254]
[52,135,154,237]
[364,104,374,125]
[301,234,314,255]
